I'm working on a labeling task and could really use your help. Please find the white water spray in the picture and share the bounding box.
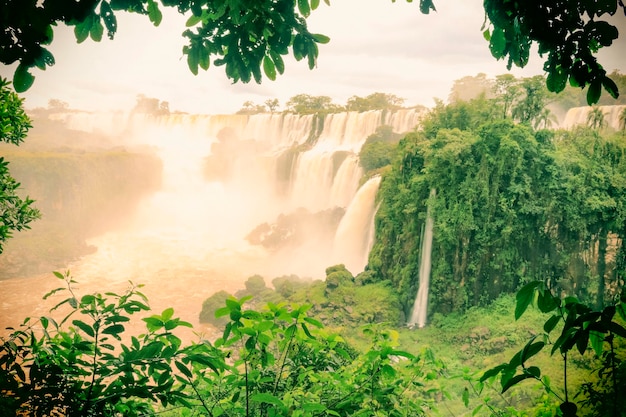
[333,176,382,273]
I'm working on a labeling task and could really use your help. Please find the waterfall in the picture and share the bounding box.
[28,109,423,279]
[561,105,626,130]
[2,108,427,336]
[408,188,436,328]
[333,176,382,274]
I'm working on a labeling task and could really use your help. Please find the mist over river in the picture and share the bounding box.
[0,108,423,336]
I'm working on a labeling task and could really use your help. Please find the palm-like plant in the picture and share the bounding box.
[533,108,557,129]
[587,106,607,130]
[619,107,626,135]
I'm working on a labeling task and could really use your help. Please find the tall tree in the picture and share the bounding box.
[511,76,551,126]
[448,73,494,103]
[619,107,626,134]
[264,98,280,113]
[587,106,607,130]
[285,94,343,114]
[492,74,522,119]
[346,93,405,112]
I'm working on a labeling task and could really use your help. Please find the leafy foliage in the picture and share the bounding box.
[2,0,622,100]
[369,99,626,318]
[481,281,626,417]
[346,93,405,112]
[0,0,331,91]
[482,0,624,103]
[1,273,446,416]
[0,77,40,253]
[0,271,219,416]
[285,94,344,115]
[359,125,403,174]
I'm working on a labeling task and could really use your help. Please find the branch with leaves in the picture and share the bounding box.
[480,281,626,417]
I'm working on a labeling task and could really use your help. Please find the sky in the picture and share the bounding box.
[2,0,626,114]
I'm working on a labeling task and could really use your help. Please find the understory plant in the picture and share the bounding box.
[0,272,447,416]
[0,271,225,416]
[479,281,626,417]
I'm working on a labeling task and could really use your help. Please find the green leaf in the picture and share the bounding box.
[161,307,174,321]
[602,75,619,99]
[33,49,55,70]
[53,271,65,279]
[186,45,199,76]
[301,323,314,338]
[100,1,117,39]
[199,45,210,71]
[270,51,285,74]
[537,289,558,313]
[589,331,605,356]
[462,387,470,407]
[307,41,318,69]
[479,364,507,382]
[90,18,104,42]
[263,55,276,81]
[81,294,96,305]
[302,403,326,412]
[608,322,626,338]
[311,33,330,44]
[489,27,507,59]
[215,306,230,318]
[546,66,567,93]
[72,319,95,337]
[515,281,540,320]
[250,393,284,407]
[175,360,192,379]
[43,287,65,300]
[520,339,544,364]
[225,298,241,311]
[303,316,323,328]
[147,0,162,26]
[587,80,602,104]
[102,324,124,336]
[310,0,320,9]
[419,0,436,14]
[526,366,541,378]
[502,373,534,393]
[543,315,561,333]
[186,14,203,27]
[143,317,164,332]
[297,0,311,17]
[13,65,34,93]
[74,15,93,43]
[576,329,589,355]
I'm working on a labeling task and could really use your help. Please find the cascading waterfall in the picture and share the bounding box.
[408,188,436,328]
[1,108,424,333]
[332,176,382,273]
[561,105,626,130]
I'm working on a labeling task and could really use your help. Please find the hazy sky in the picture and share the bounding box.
[2,0,626,114]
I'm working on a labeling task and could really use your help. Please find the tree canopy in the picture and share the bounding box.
[0,0,624,103]
[366,88,626,317]
[0,78,40,253]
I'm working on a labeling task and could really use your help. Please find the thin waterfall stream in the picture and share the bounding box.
[408,188,435,328]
